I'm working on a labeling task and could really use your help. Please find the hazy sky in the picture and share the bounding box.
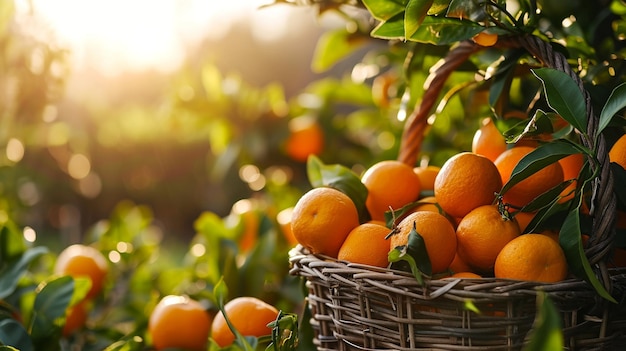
[22,0,296,75]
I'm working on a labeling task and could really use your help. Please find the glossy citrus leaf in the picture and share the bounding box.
[389,222,432,285]
[488,50,524,111]
[404,0,433,38]
[447,0,490,21]
[559,189,616,303]
[408,16,483,44]
[598,82,626,136]
[266,311,299,351]
[362,0,408,21]
[0,319,33,351]
[370,12,406,40]
[31,276,75,340]
[500,139,587,195]
[429,0,451,14]
[519,181,572,213]
[0,246,47,299]
[532,68,587,134]
[523,292,563,351]
[306,155,369,223]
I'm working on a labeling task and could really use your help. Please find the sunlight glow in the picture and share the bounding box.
[23,226,37,242]
[6,138,25,163]
[67,153,91,180]
[26,0,273,74]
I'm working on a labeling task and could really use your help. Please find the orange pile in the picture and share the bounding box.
[289,118,601,283]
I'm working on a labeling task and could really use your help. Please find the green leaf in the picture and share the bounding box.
[463,299,481,314]
[519,181,573,214]
[405,0,433,38]
[311,29,368,73]
[447,0,489,21]
[383,199,445,228]
[500,140,586,196]
[559,192,616,303]
[370,12,406,40]
[523,292,563,351]
[0,223,27,262]
[598,82,626,136]
[428,0,450,14]
[388,222,432,283]
[408,16,483,44]
[0,246,48,299]
[0,318,34,351]
[488,50,524,110]
[31,276,75,340]
[213,277,229,308]
[266,311,299,351]
[103,338,144,351]
[362,0,408,21]
[306,155,370,223]
[532,68,587,134]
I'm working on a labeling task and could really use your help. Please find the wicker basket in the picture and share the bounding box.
[289,34,626,350]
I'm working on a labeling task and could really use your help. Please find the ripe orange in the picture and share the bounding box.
[472,31,498,46]
[559,153,584,181]
[362,160,422,221]
[54,244,108,299]
[337,222,391,268]
[389,211,457,273]
[451,272,482,279]
[285,116,324,162]
[494,233,568,283]
[539,229,560,242]
[448,252,472,274]
[472,117,507,162]
[494,146,564,208]
[558,153,584,203]
[434,152,502,218]
[149,295,212,351]
[456,205,521,273]
[63,300,89,337]
[609,134,626,170]
[413,165,440,192]
[408,196,444,215]
[291,187,359,258]
[211,296,279,347]
[514,211,536,233]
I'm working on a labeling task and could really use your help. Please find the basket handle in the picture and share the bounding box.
[397,34,617,277]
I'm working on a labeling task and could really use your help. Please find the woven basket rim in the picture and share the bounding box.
[289,244,626,294]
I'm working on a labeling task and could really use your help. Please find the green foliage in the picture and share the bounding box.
[306,156,370,223]
[523,292,564,351]
[531,69,587,135]
[388,222,432,284]
[266,311,299,351]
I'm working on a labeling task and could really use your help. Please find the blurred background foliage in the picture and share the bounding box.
[0,0,416,251]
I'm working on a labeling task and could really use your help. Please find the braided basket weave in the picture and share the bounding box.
[289,34,626,350]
